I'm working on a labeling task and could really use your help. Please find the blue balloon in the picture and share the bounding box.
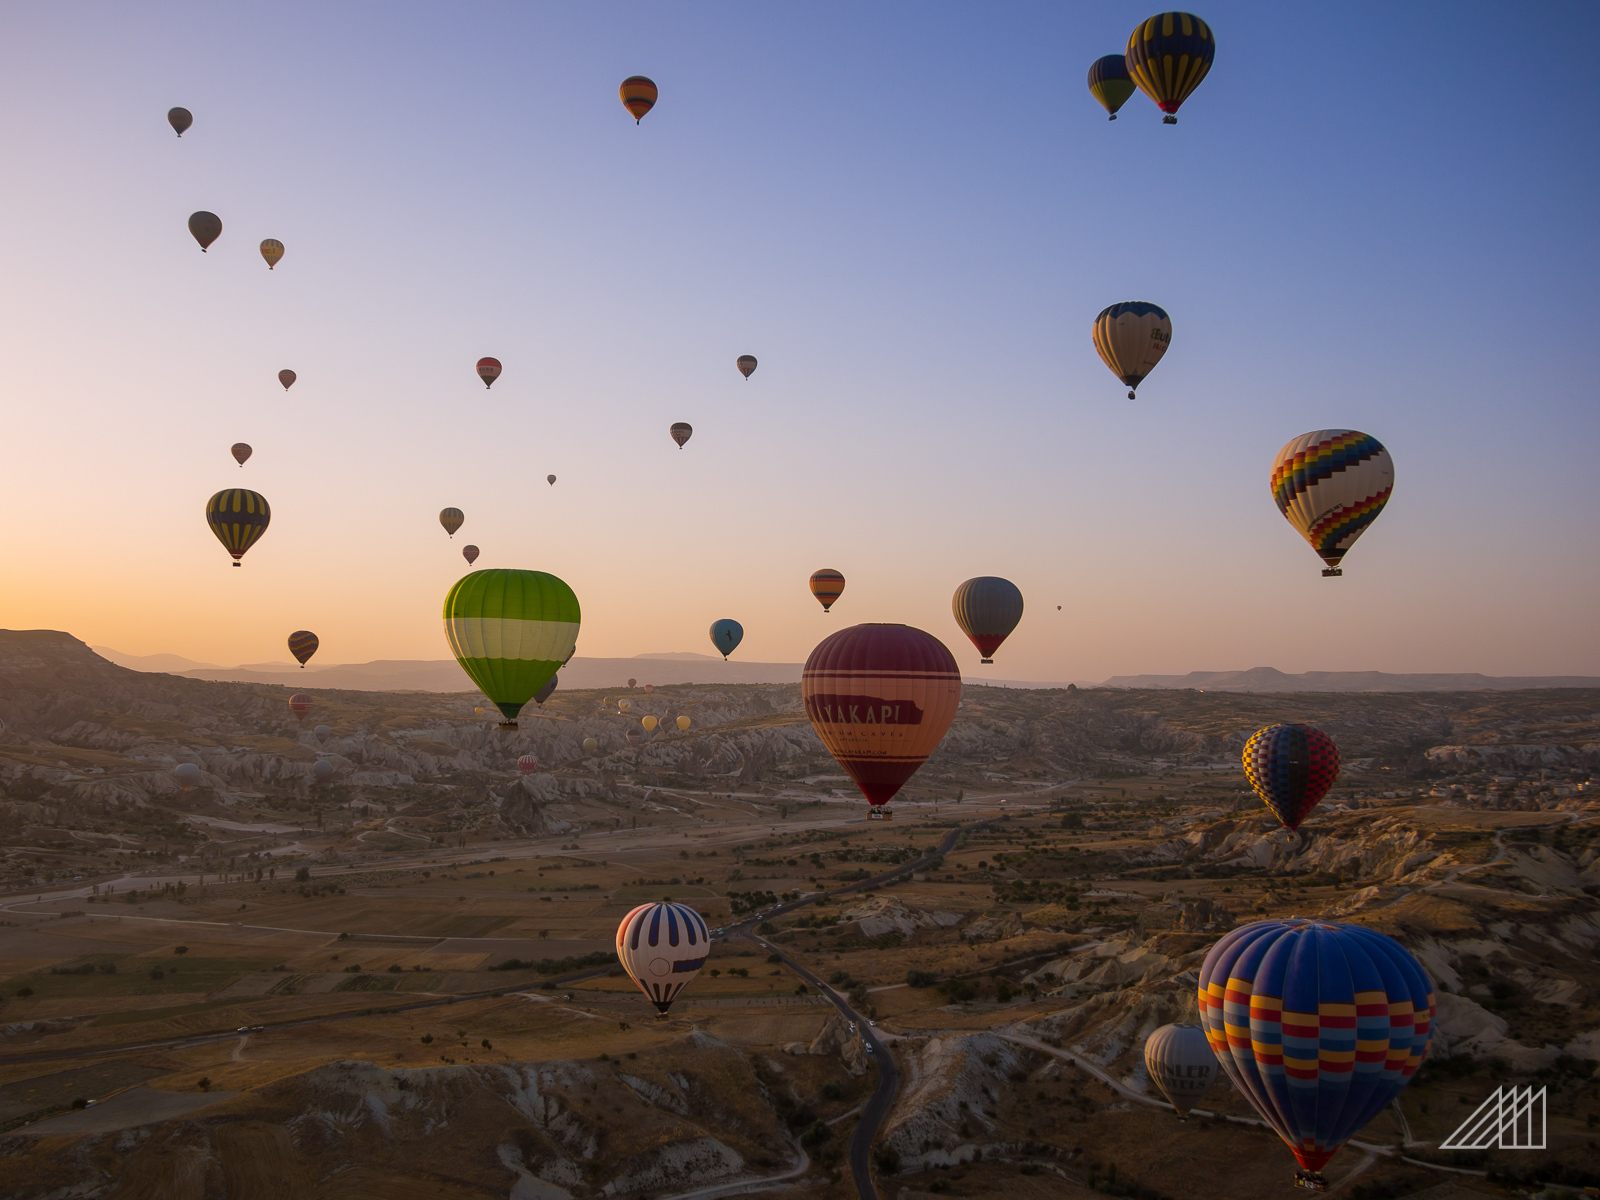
[709,619,744,660]
[1197,919,1435,1187]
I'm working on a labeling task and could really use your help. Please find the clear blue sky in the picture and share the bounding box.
[2,1,1597,679]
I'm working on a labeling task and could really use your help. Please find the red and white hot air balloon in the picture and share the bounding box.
[616,901,709,1015]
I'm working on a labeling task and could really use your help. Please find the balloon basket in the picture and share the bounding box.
[1163,115,1178,125]
[1293,1171,1327,1192]
[1321,568,1342,577]
[498,721,518,731]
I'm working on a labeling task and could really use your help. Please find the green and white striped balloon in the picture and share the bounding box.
[443,569,580,727]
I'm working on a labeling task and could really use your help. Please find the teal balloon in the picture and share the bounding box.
[709,619,744,660]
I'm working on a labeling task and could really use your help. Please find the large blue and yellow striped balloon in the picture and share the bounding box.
[1126,12,1215,124]
[1197,920,1434,1186]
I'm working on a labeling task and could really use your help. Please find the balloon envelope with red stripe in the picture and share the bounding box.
[802,623,961,811]
[1271,430,1393,577]
[287,630,319,668]
[1242,722,1339,830]
[1197,919,1434,1185]
[951,576,1024,664]
[476,357,502,388]
[288,693,312,721]
[616,900,709,1014]
[809,569,845,612]
[517,754,538,775]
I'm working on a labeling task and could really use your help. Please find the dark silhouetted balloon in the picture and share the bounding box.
[206,489,269,566]
[709,619,743,660]
[188,211,222,252]
[951,576,1024,664]
[287,630,319,668]
[231,443,252,468]
[1088,55,1136,119]
[670,422,692,449]
[439,507,464,538]
[736,355,757,379]
[476,357,502,388]
[168,107,193,137]
[462,544,480,565]
[278,369,296,390]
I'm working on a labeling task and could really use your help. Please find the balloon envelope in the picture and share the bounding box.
[231,442,252,467]
[670,422,692,449]
[206,489,270,566]
[676,714,691,732]
[173,762,202,789]
[517,754,538,775]
[583,736,599,754]
[462,544,480,565]
[1126,11,1215,123]
[476,357,502,388]
[1271,430,1393,576]
[1242,723,1339,830]
[289,694,312,721]
[1143,1024,1216,1115]
[443,569,580,728]
[188,211,221,251]
[277,369,296,390]
[167,107,192,136]
[1088,54,1136,118]
[619,76,658,123]
[547,474,556,486]
[287,630,319,667]
[439,507,464,537]
[314,724,332,740]
[802,623,961,808]
[1198,920,1434,1180]
[616,901,709,1014]
[312,758,335,783]
[534,674,559,705]
[736,354,757,379]
[259,238,284,269]
[709,619,743,660]
[1092,302,1171,398]
[642,715,659,733]
[618,698,632,712]
[951,576,1024,664]
[809,569,845,612]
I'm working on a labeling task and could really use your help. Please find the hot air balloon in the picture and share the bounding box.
[583,736,599,754]
[476,357,501,388]
[675,714,692,732]
[173,762,202,790]
[260,239,284,270]
[287,630,319,668]
[534,674,559,706]
[188,211,222,252]
[205,489,270,566]
[736,355,757,379]
[802,624,961,816]
[809,569,845,613]
[642,715,659,733]
[167,107,192,137]
[670,422,692,449]
[518,754,538,775]
[312,757,335,784]
[1088,54,1136,119]
[289,694,312,721]
[1197,919,1434,1188]
[619,76,658,124]
[1092,302,1171,399]
[1242,723,1340,831]
[547,475,556,486]
[619,698,632,713]
[439,507,464,538]
[443,569,580,729]
[462,544,480,565]
[278,369,296,390]
[643,684,656,696]
[314,724,332,740]
[231,443,252,467]
[710,619,743,660]
[952,576,1024,664]
[616,901,709,1015]
[1126,12,1215,124]
[1143,1024,1217,1116]
[1271,431,1393,577]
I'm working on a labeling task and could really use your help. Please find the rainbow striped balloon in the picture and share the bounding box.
[1271,430,1393,577]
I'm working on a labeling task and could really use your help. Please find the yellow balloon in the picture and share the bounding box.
[260,238,284,270]
[675,715,691,732]
[642,715,659,733]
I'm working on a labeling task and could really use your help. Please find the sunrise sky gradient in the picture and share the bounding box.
[2,1,1597,681]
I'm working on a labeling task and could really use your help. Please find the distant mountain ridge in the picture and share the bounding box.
[1099,666,1600,692]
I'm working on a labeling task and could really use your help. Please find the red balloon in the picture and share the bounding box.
[477,357,502,388]
[288,693,312,721]
[802,624,961,810]
[517,754,538,775]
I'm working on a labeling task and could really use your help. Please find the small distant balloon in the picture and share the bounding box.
[1093,302,1171,399]
[628,677,637,689]
[951,576,1024,664]
[462,544,480,565]
[168,107,193,137]
[547,474,557,486]
[188,211,222,252]
[642,715,659,733]
[1088,55,1136,119]
[619,76,658,124]
[619,698,632,713]
[312,758,335,784]
[736,355,758,379]
[583,736,599,754]
[289,693,312,722]
[518,754,539,776]
[206,488,270,566]
[278,369,297,390]
[675,714,691,732]
[314,723,332,740]
[534,674,559,706]
[476,357,502,389]
[709,619,743,660]
[643,683,654,694]
[231,442,252,467]
[173,762,202,790]
[287,630,319,668]
[259,239,284,270]
[670,422,693,449]
[439,507,464,537]
[809,569,845,613]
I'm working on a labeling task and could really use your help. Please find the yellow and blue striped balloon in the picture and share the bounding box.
[1126,12,1215,124]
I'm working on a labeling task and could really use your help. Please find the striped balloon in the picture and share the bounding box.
[517,754,538,775]
[476,357,501,388]
[809,568,846,612]
[616,901,709,1014]
[670,422,693,449]
[802,623,961,811]
[1271,430,1393,577]
[1088,54,1136,119]
[439,507,464,538]
[287,630,319,668]
[1092,302,1171,398]
[288,693,312,721]
[619,76,658,124]
[951,576,1024,664]
[1198,920,1434,1185]
[736,354,758,379]
[442,569,580,728]
[205,489,270,566]
[462,544,480,565]
[230,442,252,467]
[259,238,284,270]
[1242,723,1339,831]
[1126,11,1215,124]
[1143,1023,1217,1115]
